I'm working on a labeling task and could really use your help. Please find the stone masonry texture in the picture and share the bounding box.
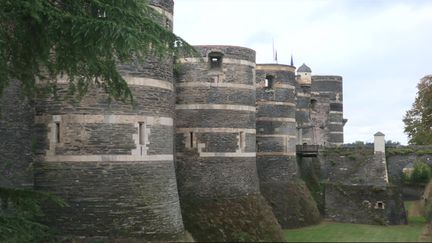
[0,80,34,189]
[32,0,186,240]
[256,64,320,228]
[311,75,344,145]
[0,0,356,239]
[175,45,283,240]
[175,45,259,199]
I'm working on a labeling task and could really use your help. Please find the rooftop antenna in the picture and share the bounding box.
[290,53,294,66]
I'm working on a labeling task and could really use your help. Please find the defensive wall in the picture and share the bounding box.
[0,0,357,241]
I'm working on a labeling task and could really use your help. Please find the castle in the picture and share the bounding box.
[0,0,408,241]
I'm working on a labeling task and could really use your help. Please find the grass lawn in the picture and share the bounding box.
[284,201,429,242]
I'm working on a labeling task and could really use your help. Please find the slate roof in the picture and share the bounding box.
[298,63,312,73]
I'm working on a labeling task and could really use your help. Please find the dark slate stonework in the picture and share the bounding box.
[0,80,34,189]
[311,75,344,145]
[296,83,314,144]
[257,137,286,153]
[176,46,282,240]
[321,147,388,186]
[257,105,296,118]
[176,87,255,106]
[257,156,298,182]
[320,147,407,225]
[193,45,256,63]
[256,89,296,103]
[54,124,136,155]
[32,0,185,240]
[260,181,321,229]
[35,85,175,117]
[257,121,297,135]
[176,110,255,128]
[325,184,407,225]
[148,125,175,155]
[256,65,320,228]
[176,154,260,199]
[34,161,184,240]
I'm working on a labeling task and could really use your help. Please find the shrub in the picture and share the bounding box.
[408,161,432,185]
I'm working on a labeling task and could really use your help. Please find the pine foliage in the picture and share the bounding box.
[0,0,195,102]
[0,187,67,242]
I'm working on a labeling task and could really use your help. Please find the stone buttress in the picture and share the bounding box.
[175,46,283,241]
[256,64,320,228]
[32,0,186,240]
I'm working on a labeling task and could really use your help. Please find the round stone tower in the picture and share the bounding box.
[33,0,186,241]
[256,64,298,180]
[175,45,283,241]
[296,63,314,145]
[311,75,344,146]
[256,64,320,228]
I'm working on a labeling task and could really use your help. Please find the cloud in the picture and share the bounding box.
[174,0,432,145]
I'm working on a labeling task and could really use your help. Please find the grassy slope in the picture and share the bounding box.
[284,201,427,242]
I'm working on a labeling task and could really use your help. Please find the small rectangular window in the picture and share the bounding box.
[139,122,145,145]
[239,132,245,152]
[265,75,274,89]
[209,52,223,69]
[190,132,194,148]
[55,122,60,143]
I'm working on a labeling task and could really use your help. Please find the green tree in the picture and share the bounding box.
[404,75,432,145]
[0,0,194,102]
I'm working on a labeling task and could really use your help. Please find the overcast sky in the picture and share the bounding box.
[173,0,432,144]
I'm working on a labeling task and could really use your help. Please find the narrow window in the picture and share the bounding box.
[190,132,194,148]
[265,75,274,89]
[239,132,245,152]
[375,201,385,209]
[209,52,223,69]
[55,122,60,143]
[310,99,317,111]
[139,122,145,145]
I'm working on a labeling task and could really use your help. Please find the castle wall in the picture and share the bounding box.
[256,64,298,182]
[325,184,406,225]
[175,45,283,241]
[0,81,34,189]
[33,0,186,240]
[321,147,406,224]
[311,75,344,146]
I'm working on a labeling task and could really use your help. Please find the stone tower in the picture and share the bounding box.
[256,64,298,178]
[256,64,320,228]
[296,63,314,145]
[311,75,345,146]
[175,45,283,241]
[32,0,186,240]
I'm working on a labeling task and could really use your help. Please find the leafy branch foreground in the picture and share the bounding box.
[0,0,196,102]
[0,187,67,243]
